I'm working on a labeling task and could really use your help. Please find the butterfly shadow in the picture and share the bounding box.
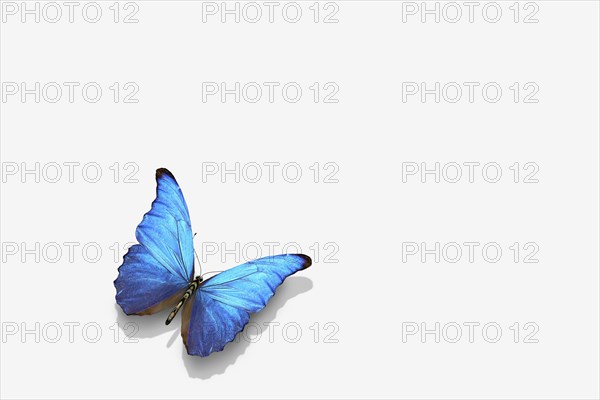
[114,276,313,379]
[181,276,313,379]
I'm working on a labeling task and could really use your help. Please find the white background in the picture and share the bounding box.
[1,1,599,398]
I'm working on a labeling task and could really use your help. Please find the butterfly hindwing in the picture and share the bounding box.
[114,244,189,315]
[114,169,194,315]
[182,254,312,356]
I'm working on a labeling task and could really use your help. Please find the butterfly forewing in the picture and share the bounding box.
[114,169,195,315]
[182,254,311,356]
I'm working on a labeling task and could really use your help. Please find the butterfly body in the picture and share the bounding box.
[114,168,311,357]
[165,275,203,326]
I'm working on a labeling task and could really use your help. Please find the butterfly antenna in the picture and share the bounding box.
[193,232,202,276]
[201,270,224,279]
[193,248,202,276]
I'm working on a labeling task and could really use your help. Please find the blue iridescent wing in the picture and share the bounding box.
[181,254,312,356]
[114,168,194,315]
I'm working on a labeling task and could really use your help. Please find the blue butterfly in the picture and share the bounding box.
[114,168,312,356]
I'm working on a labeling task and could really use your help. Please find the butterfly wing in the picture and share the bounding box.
[114,168,195,315]
[181,254,312,356]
